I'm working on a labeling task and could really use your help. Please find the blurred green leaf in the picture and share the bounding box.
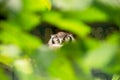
[22,0,51,12]
[63,7,108,22]
[14,59,36,80]
[6,0,22,13]
[52,0,93,11]
[13,12,41,30]
[43,12,91,37]
[32,46,78,80]
[0,45,21,58]
[95,0,120,27]
[97,0,120,10]
[112,74,120,80]
[82,34,119,73]
[0,22,42,50]
[0,68,10,80]
[0,55,14,65]
[49,55,77,80]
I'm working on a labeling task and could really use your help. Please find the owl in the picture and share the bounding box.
[48,32,75,49]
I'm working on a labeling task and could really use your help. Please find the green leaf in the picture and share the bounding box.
[0,68,10,80]
[112,74,120,80]
[82,37,119,73]
[49,55,77,80]
[43,12,91,37]
[22,0,51,12]
[0,22,42,50]
[14,59,36,80]
[52,0,93,11]
[64,7,108,22]
[97,0,120,9]
[14,12,41,30]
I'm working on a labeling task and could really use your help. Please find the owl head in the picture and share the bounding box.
[48,32,75,49]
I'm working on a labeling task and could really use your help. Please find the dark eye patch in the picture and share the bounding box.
[63,35,73,43]
[51,35,60,44]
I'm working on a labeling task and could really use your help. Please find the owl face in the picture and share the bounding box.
[48,32,75,49]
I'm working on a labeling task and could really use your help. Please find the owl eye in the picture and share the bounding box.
[51,35,60,44]
[52,39,55,44]
[66,36,72,42]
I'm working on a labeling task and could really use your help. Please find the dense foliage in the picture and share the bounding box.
[0,0,120,80]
